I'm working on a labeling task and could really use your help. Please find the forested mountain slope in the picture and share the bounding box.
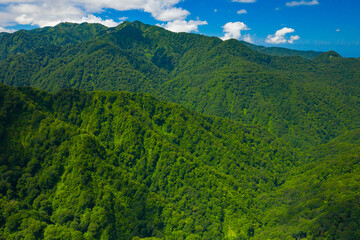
[1,84,359,239]
[1,21,359,148]
[256,129,360,239]
[0,83,297,239]
[0,22,107,61]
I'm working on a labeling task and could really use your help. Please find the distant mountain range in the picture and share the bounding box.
[1,21,359,148]
[240,41,323,60]
[0,21,359,239]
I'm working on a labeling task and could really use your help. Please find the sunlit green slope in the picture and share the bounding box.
[0,84,295,239]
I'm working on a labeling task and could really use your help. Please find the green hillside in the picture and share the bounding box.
[1,83,359,239]
[0,21,359,239]
[256,129,360,239]
[0,84,297,239]
[1,21,359,149]
[0,22,107,61]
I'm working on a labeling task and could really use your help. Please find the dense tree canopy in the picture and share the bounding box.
[0,21,359,239]
[0,21,359,149]
[1,84,359,239]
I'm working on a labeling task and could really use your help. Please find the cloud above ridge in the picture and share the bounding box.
[0,0,191,27]
[266,27,300,44]
[158,19,208,33]
[221,21,250,41]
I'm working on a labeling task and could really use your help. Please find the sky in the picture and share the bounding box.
[0,0,359,57]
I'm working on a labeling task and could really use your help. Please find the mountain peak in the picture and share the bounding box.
[323,50,342,58]
[314,50,342,62]
[113,20,151,31]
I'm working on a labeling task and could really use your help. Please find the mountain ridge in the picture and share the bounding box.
[0,21,359,239]
[240,40,324,60]
[2,21,358,148]
[0,83,297,239]
[1,83,359,239]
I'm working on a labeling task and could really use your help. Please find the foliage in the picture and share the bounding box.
[0,84,297,239]
[0,21,359,149]
[0,21,359,239]
[255,129,360,239]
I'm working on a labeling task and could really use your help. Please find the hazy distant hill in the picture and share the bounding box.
[241,41,323,60]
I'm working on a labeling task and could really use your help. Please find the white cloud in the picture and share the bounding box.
[153,7,189,22]
[242,34,253,43]
[0,0,35,2]
[286,0,319,7]
[76,15,120,27]
[237,9,247,14]
[9,2,121,27]
[232,0,256,3]
[288,35,300,44]
[11,3,85,26]
[336,29,340,32]
[221,21,250,41]
[0,0,191,28]
[68,0,189,21]
[158,19,208,33]
[0,26,16,33]
[266,27,300,44]
[118,17,128,21]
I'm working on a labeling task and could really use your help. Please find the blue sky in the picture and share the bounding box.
[0,0,359,57]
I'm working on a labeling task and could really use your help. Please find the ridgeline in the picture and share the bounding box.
[0,21,359,239]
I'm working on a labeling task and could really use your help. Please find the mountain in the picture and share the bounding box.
[240,41,323,60]
[313,50,343,62]
[1,21,359,149]
[0,22,107,61]
[0,83,297,239]
[0,21,360,239]
[256,129,360,239]
[1,84,359,239]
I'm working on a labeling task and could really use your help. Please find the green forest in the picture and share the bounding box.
[0,21,359,239]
